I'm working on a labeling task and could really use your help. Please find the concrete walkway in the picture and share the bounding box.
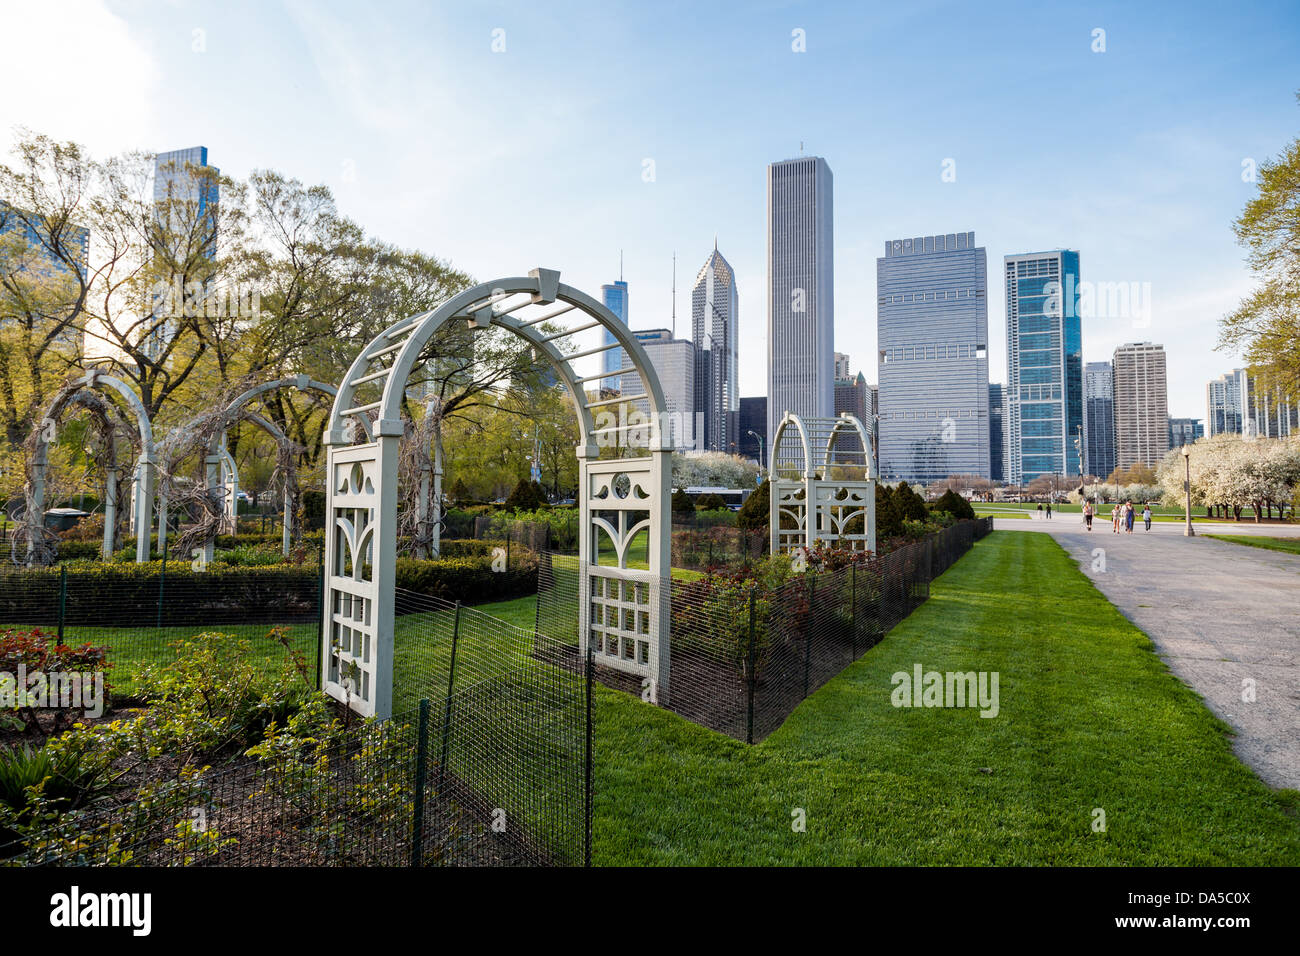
[994,516,1300,790]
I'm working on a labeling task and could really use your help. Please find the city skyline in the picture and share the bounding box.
[5,2,1295,421]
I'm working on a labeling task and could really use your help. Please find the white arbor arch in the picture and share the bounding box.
[323,268,672,718]
[195,374,338,562]
[770,412,876,555]
[27,368,155,564]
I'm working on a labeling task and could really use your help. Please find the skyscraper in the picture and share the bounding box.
[601,278,629,393]
[739,397,768,463]
[1084,361,1116,480]
[691,244,739,452]
[1005,250,1083,485]
[618,328,695,450]
[877,231,990,483]
[149,146,219,359]
[1112,342,1169,471]
[988,384,1006,483]
[1167,417,1204,448]
[767,156,833,444]
[1206,370,1246,436]
[1207,368,1299,439]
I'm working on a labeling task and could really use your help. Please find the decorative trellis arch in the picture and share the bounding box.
[323,268,673,718]
[770,412,877,556]
[195,374,339,561]
[26,368,155,564]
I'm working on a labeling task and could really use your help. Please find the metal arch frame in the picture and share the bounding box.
[195,374,338,562]
[322,267,674,719]
[769,411,877,556]
[28,368,156,564]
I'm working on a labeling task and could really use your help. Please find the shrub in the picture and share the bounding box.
[395,550,538,604]
[0,629,112,734]
[931,488,975,521]
[894,482,929,521]
[737,479,770,531]
[875,484,903,539]
[504,479,548,512]
[696,493,727,511]
[672,488,696,514]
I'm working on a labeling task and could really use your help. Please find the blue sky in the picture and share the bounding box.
[3,0,1298,418]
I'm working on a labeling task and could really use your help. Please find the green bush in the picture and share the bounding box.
[672,488,696,514]
[737,479,769,531]
[504,479,548,512]
[893,482,929,521]
[395,549,538,603]
[875,484,903,539]
[930,488,975,521]
[696,493,727,511]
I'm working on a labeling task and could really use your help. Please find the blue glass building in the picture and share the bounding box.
[601,279,628,392]
[1005,250,1083,484]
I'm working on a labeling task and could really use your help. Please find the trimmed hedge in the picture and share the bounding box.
[1,542,539,628]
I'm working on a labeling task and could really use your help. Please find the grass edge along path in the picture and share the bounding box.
[589,531,1300,865]
[1204,534,1300,555]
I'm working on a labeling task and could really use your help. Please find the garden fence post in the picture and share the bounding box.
[315,558,326,690]
[746,586,757,745]
[156,553,166,629]
[803,573,815,699]
[851,561,858,660]
[506,531,511,572]
[437,601,462,791]
[411,697,431,867]
[584,627,594,867]
[57,565,67,641]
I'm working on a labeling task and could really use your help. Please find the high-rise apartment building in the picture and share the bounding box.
[1084,361,1116,480]
[0,201,89,354]
[691,245,739,452]
[1207,368,1299,439]
[1005,250,1083,484]
[601,279,629,393]
[767,156,834,443]
[1168,417,1204,449]
[877,231,990,483]
[1112,342,1169,471]
[988,383,1006,483]
[618,328,695,450]
[148,146,219,359]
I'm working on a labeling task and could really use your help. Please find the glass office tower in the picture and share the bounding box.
[600,280,629,393]
[1005,250,1083,485]
[876,231,990,483]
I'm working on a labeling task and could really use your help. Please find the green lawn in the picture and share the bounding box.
[13,533,1298,865]
[588,531,1300,865]
[1204,534,1300,555]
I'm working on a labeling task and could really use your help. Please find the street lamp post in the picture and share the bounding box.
[747,430,765,473]
[1182,444,1195,537]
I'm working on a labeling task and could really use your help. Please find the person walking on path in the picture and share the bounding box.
[1083,500,1094,530]
[1124,500,1135,534]
[1143,503,1152,531]
[1112,503,1121,533]
[1046,501,1053,519]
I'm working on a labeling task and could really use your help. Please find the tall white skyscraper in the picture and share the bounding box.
[691,244,739,452]
[1112,342,1169,471]
[767,156,834,443]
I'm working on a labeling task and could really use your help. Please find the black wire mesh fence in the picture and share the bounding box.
[0,562,324,697]
[0,573,590,867]
[537,518,992,743]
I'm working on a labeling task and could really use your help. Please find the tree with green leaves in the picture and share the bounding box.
[1219,92,1300,396]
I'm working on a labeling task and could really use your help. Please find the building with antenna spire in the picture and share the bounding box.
[692,241,740,452]
[601,255,629,392]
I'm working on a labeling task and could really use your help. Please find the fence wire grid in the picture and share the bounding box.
[537,518,992,743]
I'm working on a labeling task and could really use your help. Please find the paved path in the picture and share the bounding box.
[994,517,1300,790]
